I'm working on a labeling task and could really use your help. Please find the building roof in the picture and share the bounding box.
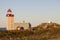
[7,9,12,12]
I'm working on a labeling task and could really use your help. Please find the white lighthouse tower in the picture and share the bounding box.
[6,9,15,30]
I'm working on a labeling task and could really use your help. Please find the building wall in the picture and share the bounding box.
[14,22,29,30]
[6,17,15,30]
[19,23,29,29]
[14,23,20,30]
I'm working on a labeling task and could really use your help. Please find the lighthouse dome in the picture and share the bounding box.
[7,9,12,12]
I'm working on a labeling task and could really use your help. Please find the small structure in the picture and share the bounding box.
[14,21,31,30]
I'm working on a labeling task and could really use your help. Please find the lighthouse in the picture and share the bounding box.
[6,9,15,30]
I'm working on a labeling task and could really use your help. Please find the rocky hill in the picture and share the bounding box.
[0,22,60,40]
[31,22,60,40]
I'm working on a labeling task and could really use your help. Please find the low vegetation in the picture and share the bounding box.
[0,22,60,40]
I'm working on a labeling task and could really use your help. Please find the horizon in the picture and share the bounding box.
[0,0,60,27]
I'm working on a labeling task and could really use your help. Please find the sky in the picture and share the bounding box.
[0,0,60,27]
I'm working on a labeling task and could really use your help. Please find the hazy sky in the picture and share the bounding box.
[0,0,60,27]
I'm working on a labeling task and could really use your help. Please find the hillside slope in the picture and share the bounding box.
[0,22,60,40]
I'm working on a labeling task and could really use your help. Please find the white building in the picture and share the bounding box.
[6,9,15,30]
[6,9,31,30]
[14,21,31,30]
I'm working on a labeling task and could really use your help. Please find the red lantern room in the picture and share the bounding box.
[6,14,14,17]
[6,9,14,17]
